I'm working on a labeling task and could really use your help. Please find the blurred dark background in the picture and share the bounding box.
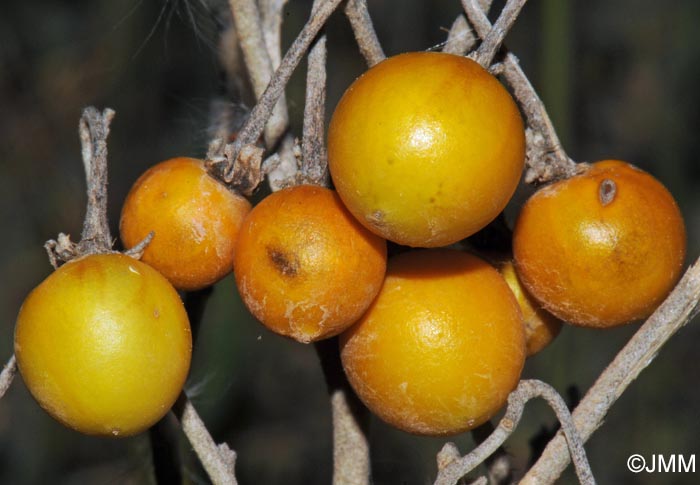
[1,0,699,484]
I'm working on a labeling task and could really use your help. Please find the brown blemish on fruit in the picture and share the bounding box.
[267,247,299,277]
[598,178,617,206]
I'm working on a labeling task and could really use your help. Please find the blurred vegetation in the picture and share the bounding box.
[1,1,699,484]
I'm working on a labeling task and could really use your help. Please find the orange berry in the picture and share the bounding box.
[328,51,525,247]
[120,157,251,291]
[233,185,387,343]
[340,250,525,436]
[513,160,686,327]
[499,260,562,356]
[15,253,192,436]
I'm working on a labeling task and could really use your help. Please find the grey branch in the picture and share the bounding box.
[259,0,288,69]
[459,0,576,182]
[520,256,700,483]
[0,355,17,400]
[174,394,238,485]
[301,0,329,186]
[472,0,528,66]
[228,0,288,147]
[434,380,595,485]
[46,107,116,267]
[222,0,344,184]
[78,107,114,253]
[344,0,385,67]
[331,389,371,485]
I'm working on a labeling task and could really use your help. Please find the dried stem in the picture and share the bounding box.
[173,394,238,485]
[0,355,17,400]
[79,107,114,251]
[315,339,371,485]
[472,0,528,67]
[344,0,385,67]
[45,107,116,267]
[228,0,288,148]
[460,0,576,182]
[494,54,578,182]
[300,0,329,186]
[520,256,700,484]
[220,0,344,185]
[434,380,595,485]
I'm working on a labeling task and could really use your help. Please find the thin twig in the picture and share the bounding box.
[174,394,238,485]
[221,0,344,184]
[461,0,576,182]
[344,0,385,67]
[45,107,116,267]
[520,256,700,484]
[228,0,288,148]
[0,355,17,399]
[315,339,371,485]
[78,107,114,252]
[472,0,528,67]
[300,0,329,186]
[434,380,595,485]
[494,54,578,182]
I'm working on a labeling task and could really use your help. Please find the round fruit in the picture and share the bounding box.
[15,253,192,436]
[120,157,252,291]
[327,51,525,248]
[513,160,686,327]
[234,185,387,343]
[499,260,561,356]
[340,249,525,436]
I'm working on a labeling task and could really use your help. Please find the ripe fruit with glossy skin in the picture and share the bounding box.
[499,260,561,356]
[14,253,192,436]
[120,157,252,291]
[234,185,387,343]
[340,250,525,436]
[328,51,525,248]
[513,160,686,327]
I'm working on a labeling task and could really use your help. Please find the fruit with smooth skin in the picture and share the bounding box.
[513,160,686,327]
[499,260,561,356]
[328,51,525,247]
[340,249,525,436]
[14,253,192,436]
[234,185,387,343]
[120,157,252,291]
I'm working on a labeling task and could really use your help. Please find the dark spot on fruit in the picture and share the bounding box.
[598,178,617,206]
[267,247,299,277]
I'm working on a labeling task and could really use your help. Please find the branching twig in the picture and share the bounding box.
[520,256,700,484]
[174,394,238,485]
[228,0,288,148]
[434,380,595,485]
[220,0,344,186]
[0,355,17,400]
[344,0,385,67]
[300,0,329,186]
[259,0,288,70]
